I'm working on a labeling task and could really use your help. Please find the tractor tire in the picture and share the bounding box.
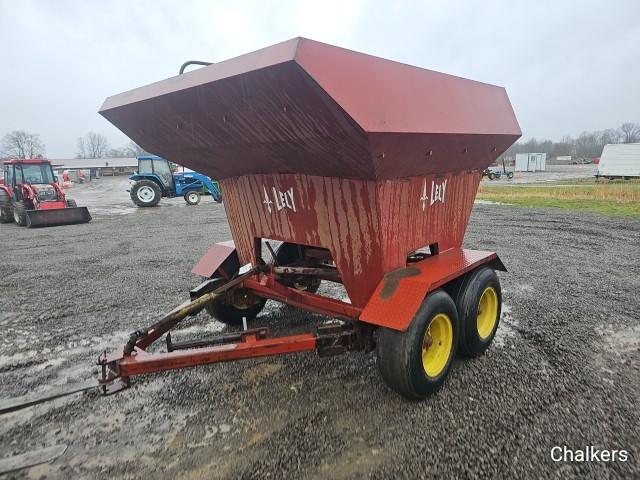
[66,198,77,208]
[0,207,12,224]
[488,172,496,180]
[376,290,458,399]
[455,267,502,358]
[0,189,10,208]
[12,201,28,226]
[184,190,201,205]
[130,180,161,207]
[507,172,514,179]
[204,279,266,326]
[275,242,321,293]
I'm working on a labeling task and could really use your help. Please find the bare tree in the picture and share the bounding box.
[77,132,110,158]
[1,131,46,158]
[125,141,148,157]
[619,122,640,143]
[600,128,621,145]
[106,147,128,158]
[503,121,638,161]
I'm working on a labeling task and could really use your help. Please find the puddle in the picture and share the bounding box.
[594,324,640,355]
[592,324,638,383]
[174,320,226,336]
[88,206,138,216]
[494,304,519,348]
[0,330,130,378]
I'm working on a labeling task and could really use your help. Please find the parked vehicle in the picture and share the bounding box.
[0,159,91,227]
[596,144,640,179]
[482,159,514,180]
[128,155,222,207]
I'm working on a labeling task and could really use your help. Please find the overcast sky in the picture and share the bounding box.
[1,0,638,157]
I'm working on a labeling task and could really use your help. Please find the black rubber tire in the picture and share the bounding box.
[275,242,321,293]
[0,207,12,223]
[0,189,10,208]
[204,278,267,326]
[488,173,496,180]
[184,190,201,205]
[455,267,502,358]
[205,296,266,326]
[376,290,459,400]
[66,198,77,208]
[507,172,514,179]
[130,180,161,207]
[12,201,28,226]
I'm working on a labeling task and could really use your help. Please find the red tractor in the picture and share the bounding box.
[0,159,91,227]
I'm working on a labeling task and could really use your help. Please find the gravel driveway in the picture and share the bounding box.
[1,177,638,479]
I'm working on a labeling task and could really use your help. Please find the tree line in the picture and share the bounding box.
[3,122,639,161]
[505,122,640,159]
[0,131,147,159]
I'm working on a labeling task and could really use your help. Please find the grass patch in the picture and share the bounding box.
[477,181,640,218]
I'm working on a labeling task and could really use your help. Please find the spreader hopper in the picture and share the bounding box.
[94,38,522,400]
[100,37,520,305]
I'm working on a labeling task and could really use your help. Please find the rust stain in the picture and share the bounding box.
[379,267,421,300]
[219,171,482,308]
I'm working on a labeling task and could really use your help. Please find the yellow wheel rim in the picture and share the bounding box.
[422,313,453,378]
[477,286,499,339]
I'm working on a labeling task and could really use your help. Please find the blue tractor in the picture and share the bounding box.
[128,155,222,207]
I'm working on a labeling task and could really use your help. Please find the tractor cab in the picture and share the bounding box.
[3,159,59,203]
[5,158,55,186]
[136,156,175,193]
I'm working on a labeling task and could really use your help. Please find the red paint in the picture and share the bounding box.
[36,201,66,210]
[100,38,519,305]
[191,240,236,277]
[244,276,361,319]
[117,333,317,377]
[96,39,520,387]
[360,248,502,330]
[221,170,481,307]
[1,159,69,208]
[99,38,521,181]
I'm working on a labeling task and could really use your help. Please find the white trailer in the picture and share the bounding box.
[597,144,640,178]
[515,153,546,172]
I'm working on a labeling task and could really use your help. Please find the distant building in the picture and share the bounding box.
[48,157,138,177]
[515,153,546,172]
[597,144,640,178]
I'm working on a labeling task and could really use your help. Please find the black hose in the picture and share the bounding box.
[179,60,213,74]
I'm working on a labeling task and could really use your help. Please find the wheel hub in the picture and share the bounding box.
[421,313,453,378]
[137,186,155,202]
[477,286,498,339]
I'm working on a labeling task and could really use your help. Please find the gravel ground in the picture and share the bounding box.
[0,177,638,479]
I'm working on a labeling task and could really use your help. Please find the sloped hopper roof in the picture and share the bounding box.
[100,37,521,180]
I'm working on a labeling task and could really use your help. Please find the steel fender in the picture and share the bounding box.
[359,248,505,331]
[191,240,238,278]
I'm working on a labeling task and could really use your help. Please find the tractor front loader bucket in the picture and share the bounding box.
[26,207,92,228]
